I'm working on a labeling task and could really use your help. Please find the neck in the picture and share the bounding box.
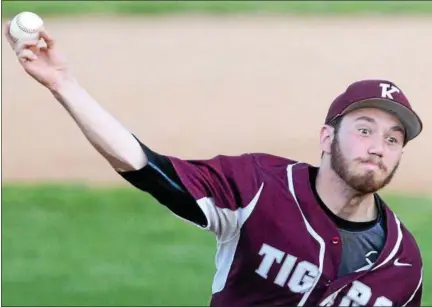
[316,163,378,222]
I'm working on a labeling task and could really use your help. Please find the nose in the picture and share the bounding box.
[368,135,384,158]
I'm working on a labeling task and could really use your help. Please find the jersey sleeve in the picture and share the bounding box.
[118,138,208,228]
[117,136,267,241]
[166,154,265,241]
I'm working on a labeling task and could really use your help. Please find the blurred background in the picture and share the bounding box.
[2,1,432,305]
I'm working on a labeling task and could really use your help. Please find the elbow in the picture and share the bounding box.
[107,152,148,172]
[94,136,149,172]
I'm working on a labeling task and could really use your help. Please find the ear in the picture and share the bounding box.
[320,125,334,155]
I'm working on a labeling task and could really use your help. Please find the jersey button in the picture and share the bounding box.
[331,236,340,245]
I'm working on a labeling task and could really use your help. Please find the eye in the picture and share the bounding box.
[387,136,400,145]
[358,128,370,136]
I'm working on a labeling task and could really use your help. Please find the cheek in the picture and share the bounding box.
[341,137,367,159]
[385,151,402,168]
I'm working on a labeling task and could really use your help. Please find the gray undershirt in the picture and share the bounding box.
[338,219,386,276]
[308,167,387,277]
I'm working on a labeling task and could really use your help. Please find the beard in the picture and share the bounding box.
[330,134,399,194]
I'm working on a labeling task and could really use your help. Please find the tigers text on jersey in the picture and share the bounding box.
[121,151,423,307]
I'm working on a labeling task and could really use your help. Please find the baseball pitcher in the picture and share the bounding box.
[5,23,423,306]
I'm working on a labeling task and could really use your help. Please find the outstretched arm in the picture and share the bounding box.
[51,79,146,172]
[4,22,145,172]
[4,21,263,235]
[4,21,208,226]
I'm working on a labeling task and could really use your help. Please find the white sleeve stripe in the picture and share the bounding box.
[195,183,264,241]
[201,183,264,294]
[237,182,264,226]
[402,267,423,307]
[196,197,228,236]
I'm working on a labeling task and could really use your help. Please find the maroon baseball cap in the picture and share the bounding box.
[325,79,423,143]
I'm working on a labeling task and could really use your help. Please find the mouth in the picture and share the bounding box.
[358,159,386,171]
[361,162,381,170]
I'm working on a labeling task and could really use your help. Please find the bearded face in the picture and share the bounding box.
[330,132,399,194]
[327,108,404,194]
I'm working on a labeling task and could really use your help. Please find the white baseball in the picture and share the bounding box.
[9,11,44,43]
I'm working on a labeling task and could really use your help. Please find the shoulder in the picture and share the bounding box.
[186,152,300,172]
[209,152,297,163]
[252,153,299,167]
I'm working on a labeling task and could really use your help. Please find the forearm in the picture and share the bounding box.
[51,79,147,172]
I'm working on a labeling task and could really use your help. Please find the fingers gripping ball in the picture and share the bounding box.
[9,11,44,43]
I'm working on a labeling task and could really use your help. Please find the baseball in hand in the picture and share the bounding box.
[9,11,44,43]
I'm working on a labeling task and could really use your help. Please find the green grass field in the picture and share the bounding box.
[2,185,215,306]
[2,185,432,306]
[3,0,432,17]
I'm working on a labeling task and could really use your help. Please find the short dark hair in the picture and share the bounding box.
[327,115,343,134]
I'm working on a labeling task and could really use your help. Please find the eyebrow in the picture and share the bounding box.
[355,116,405,135]
[355,116,379,124]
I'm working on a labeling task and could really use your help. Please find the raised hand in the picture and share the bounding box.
[4,21,72,91]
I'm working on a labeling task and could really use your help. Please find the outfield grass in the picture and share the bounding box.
[3,0,432,18]
[2,185,431,306]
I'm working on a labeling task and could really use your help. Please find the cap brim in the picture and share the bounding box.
[342,98,423,142]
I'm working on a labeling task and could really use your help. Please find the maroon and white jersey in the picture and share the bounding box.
[166,153,423,307]
[119,146,423,307]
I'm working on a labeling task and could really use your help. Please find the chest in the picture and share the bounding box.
[232,188,403,306]
[338,228,385,276]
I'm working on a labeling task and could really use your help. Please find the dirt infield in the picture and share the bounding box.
[2,15,431,195]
